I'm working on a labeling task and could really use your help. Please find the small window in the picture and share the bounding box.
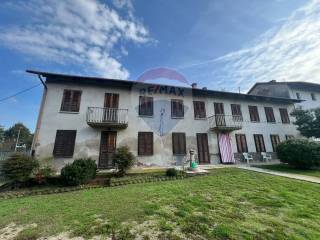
[231,104,243,121]
[60,90,82,112]
[254,134,266,152]
[53,130,77,157]
[296,92,301,100]
[279,108,290,124]
[270,135,281,152]
[249,106,260,122]
[172,132,186,155]
[193,101,206,119]
[235,134,248,153]
[264,107,275,123]
[311,93,316,101]
[139,96,153,116]
[138,132,153,155]
[285,135,294,140]
[171,99,184,118]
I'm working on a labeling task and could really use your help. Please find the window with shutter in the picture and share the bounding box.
[171,99,184,118]
[270,135,281,152]
[279,108,290,124]
[60,90,82,112]
[254,134,266,152]
[172,132,186,155]
[231,104,243,121]
[235,134,248,153]
[139,96,153,116]
[193,101,206,119]
[285,135,294,140]
[264,107,276,123]
[138,132,153,155]
[53,130,76,157]
[249,106,260,122]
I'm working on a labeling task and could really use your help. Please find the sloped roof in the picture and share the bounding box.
[27,69,302,104]
[248,81,320,94]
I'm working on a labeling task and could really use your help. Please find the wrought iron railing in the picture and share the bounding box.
[86,107,128,126]
[208,114,243,129]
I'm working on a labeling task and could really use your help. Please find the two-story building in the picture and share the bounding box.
[28,70,301,170]
[248,80,320,110]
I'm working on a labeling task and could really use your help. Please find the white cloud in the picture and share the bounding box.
[181,0,320,92]
[0,0,152,79]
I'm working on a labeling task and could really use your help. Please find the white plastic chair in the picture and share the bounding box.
[261,152,272,162]
[243,153,253,164]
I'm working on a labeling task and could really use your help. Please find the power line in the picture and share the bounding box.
[0,83,42,103]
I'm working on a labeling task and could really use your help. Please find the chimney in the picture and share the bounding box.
[191,83,198,89]
[269,80,276,83]
[202,87,207,90]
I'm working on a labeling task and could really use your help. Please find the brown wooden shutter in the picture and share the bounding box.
[172,133,186,155]
[53,130,76,157]
[138,132,153,155]
[236,134,248,153]
[60,90,81,112]
[231,104,242,116]
[193,101,206,119]
[270,135,280,152]
[171,99,184,118]
[249,106,260,122]
[265,107,275,123]
[279,108,290,123]
[139,96,153,116]
[254,134,265,152]
[214,102,224,115]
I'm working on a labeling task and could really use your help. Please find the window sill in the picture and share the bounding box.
[171,116,184,119]
[194,117,207,120]
[59,111,79,114]
[139,115,154,118]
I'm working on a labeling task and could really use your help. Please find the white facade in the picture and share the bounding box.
[32,75,300,170]
[248,81,320,110]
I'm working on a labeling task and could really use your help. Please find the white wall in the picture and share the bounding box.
[35,82,299,169]
[288,88,320,110]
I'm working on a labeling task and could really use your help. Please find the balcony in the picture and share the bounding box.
[208,115,242,132]
[86,107,128,129]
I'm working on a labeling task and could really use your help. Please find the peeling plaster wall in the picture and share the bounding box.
[35,82,299,170]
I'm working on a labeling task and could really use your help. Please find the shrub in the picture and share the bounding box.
[34,166,55,184]
[277,139,320,169]
[114,146,135,177]
[166,168,178,177]
[61,158,97,186]
[1,153,39,182]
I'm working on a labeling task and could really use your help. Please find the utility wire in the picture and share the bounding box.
[0,83,42,103]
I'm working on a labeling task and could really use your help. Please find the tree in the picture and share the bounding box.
[0,125,4,143]
[3,123,33,150]
[291,108,320,138]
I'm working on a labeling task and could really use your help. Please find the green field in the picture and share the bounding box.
[253,164,320,178]
[0,168,319,239]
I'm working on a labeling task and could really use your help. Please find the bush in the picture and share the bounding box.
[166,168,178,177]
[114,146,135,177]
[34,166,55,184]
[1,153,39,182]
[61,158,97,186]
[277,139,320,169]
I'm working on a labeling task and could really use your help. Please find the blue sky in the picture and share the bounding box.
[0,0,318,131]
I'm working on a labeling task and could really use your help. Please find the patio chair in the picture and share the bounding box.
[261,152,272,162]
[243,153,253,164]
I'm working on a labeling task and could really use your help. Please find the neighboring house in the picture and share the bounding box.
[28,70,301,170]
[248,80,320,110]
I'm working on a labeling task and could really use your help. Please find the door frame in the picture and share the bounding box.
[98,131,117,169]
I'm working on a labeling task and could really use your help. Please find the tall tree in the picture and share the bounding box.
[0,125,4,143]
[3,123,33,150]
[291,108,320,138]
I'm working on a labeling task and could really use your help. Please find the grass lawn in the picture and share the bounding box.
[253,164,320,178]
[0,168,320,239]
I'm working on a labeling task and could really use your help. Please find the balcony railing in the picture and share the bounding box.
[208,114,242,132]
[86,107,128,129]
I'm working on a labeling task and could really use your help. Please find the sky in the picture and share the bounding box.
[0,0,319,131]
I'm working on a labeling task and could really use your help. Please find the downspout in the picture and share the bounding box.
[31,74,47,157]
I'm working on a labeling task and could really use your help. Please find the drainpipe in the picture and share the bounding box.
[31,74,47,157]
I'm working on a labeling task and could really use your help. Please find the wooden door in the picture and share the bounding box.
[214,102,226,126]
[104,93,119,122]
[197,133,210,164]
[99,131,117,168]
